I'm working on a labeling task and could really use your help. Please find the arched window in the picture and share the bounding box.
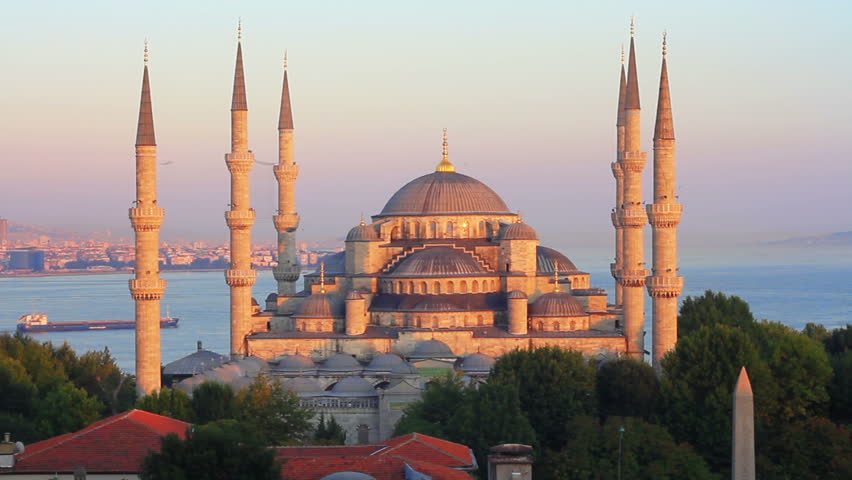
[447,281,455,294]
[472,280,479,293]
[450,317,456,327]
[430,221,438,238]
[460,281,468,293]
[420,281,428,294]
[434,282,441,294]
[432,317,439,328]
[477,315,484,326]
[479,220,487,238]
[536,321,544,331]
[570,320,576,331]
[553,321,560,331]
[317,322,324,332]
[408,281,414,294]
[446,222,454,237]
[414,221,421,238]
[390,226,401,240]
[397,281,403,294]
[416,317,422,328]
[490,280,496,290]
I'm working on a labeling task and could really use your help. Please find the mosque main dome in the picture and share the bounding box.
[378,171,512,217]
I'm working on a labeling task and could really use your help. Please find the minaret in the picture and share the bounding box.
[273,51,301,297]
[617,18,649,360]
[610,45,627,307]
[129,41,167,395]
[732,367,755,480]
[225,23,257,359]
[647,33,684,373]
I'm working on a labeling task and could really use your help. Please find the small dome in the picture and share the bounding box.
[410,339,455,358]
[389,246,487,277]
[365,353,404,373]
[236,356,268,375]
[346,290,364,301]
[320,353,363,374]
[530,292,586,317]
[536,246,579,273]
[211,364,244,382]
[282,377,324,395]
[346,223,380,241]
[320,472,377,480]
[460,353,496,373]
[390,361,420,377]
[272,354,317,374]
[296,293,343,318]
[379,171,512,217]
[265,293,278,302]
[330,376,378,396]
[500,222,538,240]
[506,290,528,300]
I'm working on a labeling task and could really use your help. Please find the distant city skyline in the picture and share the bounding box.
[2,1,850,247]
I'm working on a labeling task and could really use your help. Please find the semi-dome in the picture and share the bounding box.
[320,353,364,374]
[365,353,404,373]
[410,339,455,358]
[295,293,343,318]
[500,221,538,240]
[282,377,323,395]
[378,171,512,216]
[272,353,317,374]
[536,246,579,273]
[506,290,528,300]
[346,222,380,241]
[390,361,420,377]
[530,292,586,317]
[389,247,487,277]
[330,376,378,396]
[320,472,377,480]
[460,352,495,374]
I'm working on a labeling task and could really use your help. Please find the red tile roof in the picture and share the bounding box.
[377,432,476,469]
[276,444,386,458]
[12,409,190,473]
[281,456,471,480]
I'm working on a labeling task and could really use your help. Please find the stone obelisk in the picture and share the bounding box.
[732,367,755,480]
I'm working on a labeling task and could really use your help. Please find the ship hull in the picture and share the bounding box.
[17,318,179,333]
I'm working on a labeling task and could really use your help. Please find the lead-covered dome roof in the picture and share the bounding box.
[536,246,579,273]
[500,222,538,240]
[295,293,343,318]
[378,171,512,216]
[409,339,456,358]
[346,223,380,241]
[389,246,488,277]
[330,376,378,396]
[530,292,586,317]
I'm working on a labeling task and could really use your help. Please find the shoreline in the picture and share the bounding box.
[0,267,275,279]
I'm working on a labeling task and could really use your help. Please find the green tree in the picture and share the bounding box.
[828,351,852,426]
[542,416,717,480]
[190,381,236,424]
[35,382,104,437]
[757,417,852,479]
[658,324,773,473]
[803,322,830,343]
[141,419,280,480]
[137,388,195,422]
[393,372,467,437]
[0,333,67,390]
[0,355,37,416]
[490,346,596,450]
[596,358,659,420]
[823,324,852,355]
[678,290,756,339]
[234,375,313,445]
[67,347,136,414]
[0,412,41,444]
[314,413,347,445]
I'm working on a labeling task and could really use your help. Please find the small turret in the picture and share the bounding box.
[345,290,368,335]
[506,290,528,335]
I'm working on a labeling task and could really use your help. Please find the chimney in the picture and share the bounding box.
[488,444,533,480]
[0,432,25,469]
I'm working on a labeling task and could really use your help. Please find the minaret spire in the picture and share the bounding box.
[436,128,455,172]
[129,41,166,395]
[610,44,628,306]
[617,17,649,360]
[225,22,257,360]
[273,48,301,300]
[647,31,683,373]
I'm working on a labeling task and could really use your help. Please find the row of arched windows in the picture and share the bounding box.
[409,315,488,328]
[390,219,502,240]
[382,279,498,294]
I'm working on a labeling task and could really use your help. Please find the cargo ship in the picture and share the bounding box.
[16,313,179,333]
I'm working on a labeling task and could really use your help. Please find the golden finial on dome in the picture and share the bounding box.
[359,214,366,226]
[553,269,561,292]
[319,262,326,294]
[436,128,455,173]
[143,39,149,66]
[516,211,524,223]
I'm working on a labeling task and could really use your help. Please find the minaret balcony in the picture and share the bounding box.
[619,206,647,227]
[129,207,165,231]
[611,162,624,179]
[646,275,684,298]
[611,211,622,228]
[273,264,301,282]
[610,263,621,279]
[618,269,650,287]
[647,203,683,228]
[225,268,257,287]
[128,278,167,301]
[621,152,647,172]
[225,209,256,229]
[274,213,300,233]
[273,163,300,182]
[225,151,255,173]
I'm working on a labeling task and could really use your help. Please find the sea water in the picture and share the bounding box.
[0,245,849,373]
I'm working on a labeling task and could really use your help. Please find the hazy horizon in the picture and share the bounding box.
[2,1,850,248]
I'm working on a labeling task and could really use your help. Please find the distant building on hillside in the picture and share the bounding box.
[8,248,45,272]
